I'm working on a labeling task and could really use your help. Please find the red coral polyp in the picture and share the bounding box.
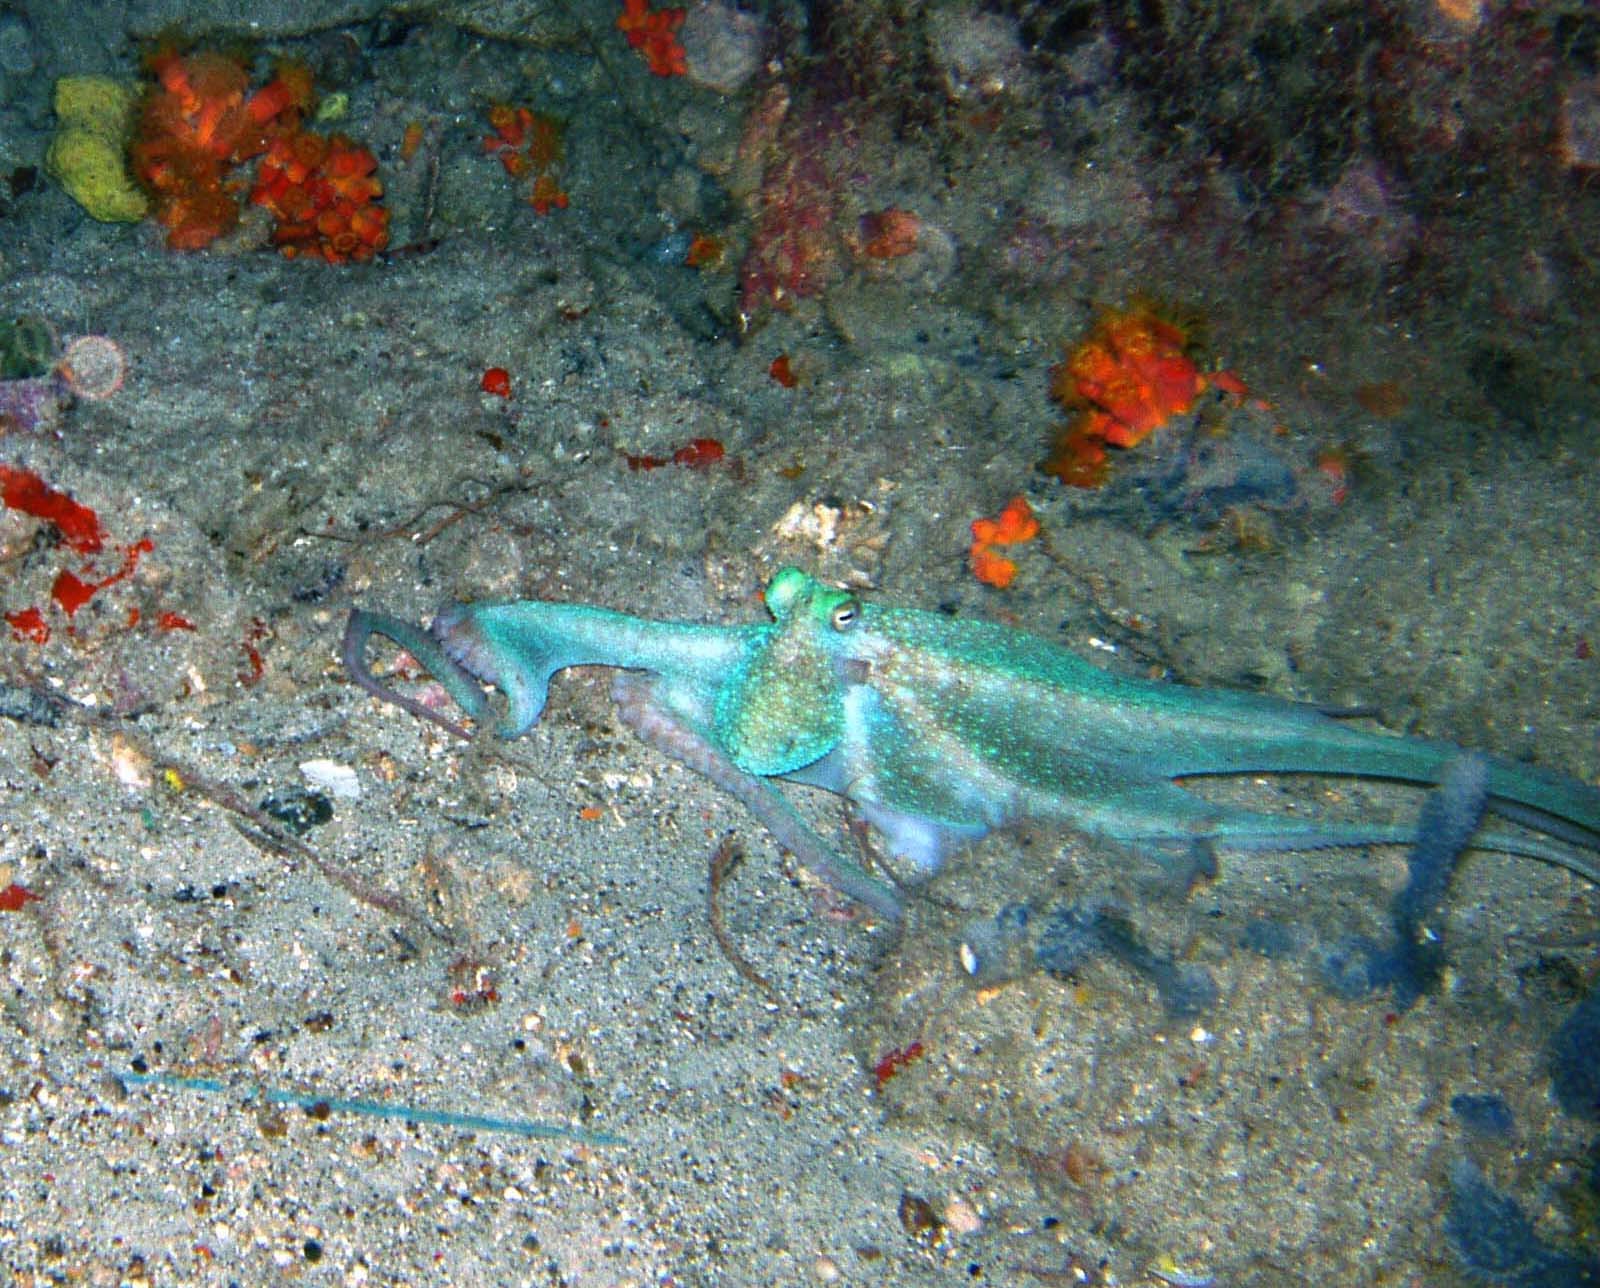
[617,0,688,77]
[484,105,564,174]
[483,106,570,215]
[252,133,388,263]
[245,63,313,127]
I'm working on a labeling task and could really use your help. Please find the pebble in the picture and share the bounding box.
[680,0,765,95]
[0,15,35,77]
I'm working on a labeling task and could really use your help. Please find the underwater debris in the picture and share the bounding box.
[624,436,725,470]
[116,1069,625,1145]
[0,373,67,435]
[669,437,724,468]
[0,883,40,911]
[3,607,49,643]
[0,466,156,640]
[0,463,105,553]
[51,536,152,617]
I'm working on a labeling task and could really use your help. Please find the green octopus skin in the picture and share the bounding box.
[344,567,1600,921]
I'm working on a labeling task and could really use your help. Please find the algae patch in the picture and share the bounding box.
[46,75,148,223]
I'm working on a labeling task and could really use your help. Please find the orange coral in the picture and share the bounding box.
[971,494,1040,546]
[685,233,725,268]
[617,0,688,77]
[969,495,1040,588]
[1053,307,1201,449]
[131,51,311,250]
[1042,305,1246,488]
[768,353,797,387]
[969,544,1020,589]
[1040,424,1110,489]
[251,131,388,263]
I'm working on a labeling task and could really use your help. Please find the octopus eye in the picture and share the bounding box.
[830,599,861,631]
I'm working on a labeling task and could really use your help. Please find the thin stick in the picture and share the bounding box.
[117,1070,624,1145]
[707,833,780,1003]
[5,682,451,942]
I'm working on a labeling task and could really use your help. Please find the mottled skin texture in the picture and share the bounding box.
[344,567,1600,921]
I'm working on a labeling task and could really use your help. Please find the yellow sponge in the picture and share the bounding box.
[46,76,148,223]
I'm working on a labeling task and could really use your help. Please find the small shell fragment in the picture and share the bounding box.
[943,1195,982,1235]
[299,758,360,800]
[110,733,152,789]
[1151,1253,1216,1287]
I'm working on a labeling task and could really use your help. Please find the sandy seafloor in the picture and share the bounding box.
[1,6,1599,1286]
